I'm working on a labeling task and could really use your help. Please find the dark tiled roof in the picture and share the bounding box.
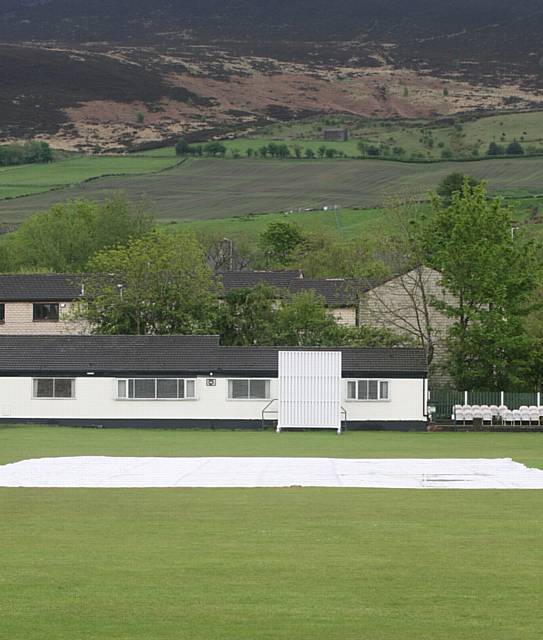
[288,278,357,306]
[0,274,83,302]
[220,270,303,292]
[0,335,220,375]
[217,346,427,376]
[0,336,427,377]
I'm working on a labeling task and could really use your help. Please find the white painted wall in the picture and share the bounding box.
[0,375,426,423]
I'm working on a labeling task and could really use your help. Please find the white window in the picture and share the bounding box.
[33,378,75,399]
[347,379,389,401]
[117,378,196,400]
[228,379,270,400]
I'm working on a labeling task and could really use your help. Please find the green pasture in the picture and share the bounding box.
[1,427,543,639]
[179,196,543,244]
[181,206,403,241]
[2,156,543,223]
[0,155,181,201]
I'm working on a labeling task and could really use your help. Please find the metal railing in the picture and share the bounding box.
[430,389,542,422]
[261,399,348,432]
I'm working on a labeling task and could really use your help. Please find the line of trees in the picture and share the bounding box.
[0,141,53,166]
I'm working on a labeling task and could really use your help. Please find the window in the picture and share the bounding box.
[0,303,4,323]
[33,303,59,322]
[33,378,75,399]
[347,379,389,401]
[228,379,270,400]
[117,378,196,400]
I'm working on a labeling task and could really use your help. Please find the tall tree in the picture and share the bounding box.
[424,180,540,389]
[6,196,153,272]
[80,230,218,335]
[217,284,277,346]
[436,172,480,207]
[271,290,344,346]
[258,221,305,267]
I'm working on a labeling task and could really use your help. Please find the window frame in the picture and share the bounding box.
[32,302,60,322]
[346,379,390,402]
[227,378,271,401]
[116,378,197,401]
[32,377,76,399]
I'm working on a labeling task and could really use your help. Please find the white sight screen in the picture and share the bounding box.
[278,351,341,430]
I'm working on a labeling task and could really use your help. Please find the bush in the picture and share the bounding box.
[506,140,524,156]
[487,141,504,156]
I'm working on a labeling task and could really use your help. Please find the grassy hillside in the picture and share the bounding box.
[2,156,543,224]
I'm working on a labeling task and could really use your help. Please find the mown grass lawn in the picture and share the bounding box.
[1,427,543,640]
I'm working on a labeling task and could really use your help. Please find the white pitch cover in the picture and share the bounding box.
[278,351,342,432]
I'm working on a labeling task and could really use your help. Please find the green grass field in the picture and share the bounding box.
[1,427,543,639]
[0,155,182,201]
[1,156,543,223]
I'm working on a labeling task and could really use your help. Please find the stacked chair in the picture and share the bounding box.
[453,403,542,427]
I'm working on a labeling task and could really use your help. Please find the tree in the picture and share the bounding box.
[175,138,190,156]
[423,181,540,389]
[360,200,444,371]
[271,290,344,346]
[6,196,154,272]
[304,148,315,159]
[258,221,306,266]
[291,231,383,279]
[506,139,524,156]
[436,172,480,206]
[204,141,226,156]
[487,141,504,156]
[80,230,218,335]
[216,284,277,345]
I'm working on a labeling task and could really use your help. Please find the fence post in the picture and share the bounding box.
[464,390,468,405]
[500,391,504,406]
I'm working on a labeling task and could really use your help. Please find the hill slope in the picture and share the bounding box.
[1,1,543,149]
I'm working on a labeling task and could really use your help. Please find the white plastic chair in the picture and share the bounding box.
[502,410,514,426]
[519,405,529,412]
[482,410,493,426]
[538,406,543,418]
[455,409,464,424]
[529,411,540,426]
[512,410,522,425]
[520,410,531,424]
[498,405,508,415]
[452,404,463,420]
[490,405,500,419]
[463,410,473,424]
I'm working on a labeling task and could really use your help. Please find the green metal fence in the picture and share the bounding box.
[429,390,541,420]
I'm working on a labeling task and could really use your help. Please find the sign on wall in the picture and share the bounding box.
[277,351,342,433]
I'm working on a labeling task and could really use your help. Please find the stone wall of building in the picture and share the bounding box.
[0,301,87,335]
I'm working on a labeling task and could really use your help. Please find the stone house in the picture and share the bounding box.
[357,266,454,385]
[0,274,85,335]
